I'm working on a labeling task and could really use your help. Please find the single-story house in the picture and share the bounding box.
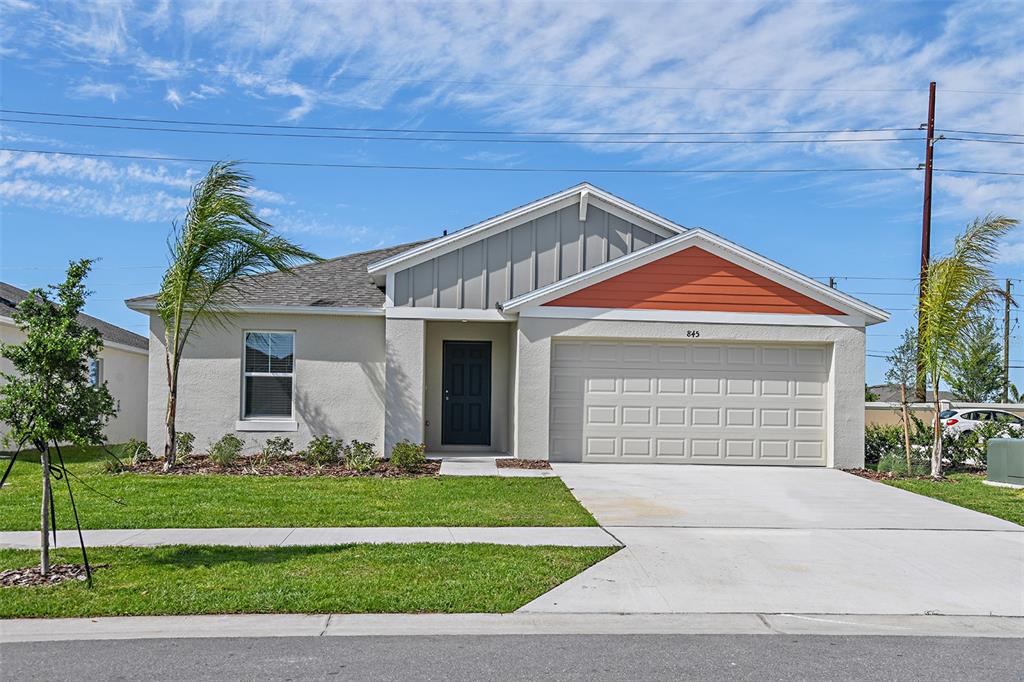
[1,282,149,444]
[127,183,888,467]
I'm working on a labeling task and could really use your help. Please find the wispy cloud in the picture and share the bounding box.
[68,79,126,103]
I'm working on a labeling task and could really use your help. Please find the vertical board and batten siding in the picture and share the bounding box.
[545,247,844,314]
[392,204,664,309]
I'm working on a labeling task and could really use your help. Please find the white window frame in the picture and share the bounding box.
[241,330,296,422]
[88,358,104,386]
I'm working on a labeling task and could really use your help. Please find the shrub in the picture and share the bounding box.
[261,436,294,461]
[390,440,426,472]
[102,456,126,474]
[175,431,196,460]
[944,421,1021,469]
[343,440,379,472]
[864,424,902,467]
[300,435,342,466]
[876,452,930,476]
[209,434,244,467]
[120,438,152,466]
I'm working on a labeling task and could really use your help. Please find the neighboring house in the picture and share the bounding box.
[1,282,149,445]
[127,183,889,468]
[868,383,955,403]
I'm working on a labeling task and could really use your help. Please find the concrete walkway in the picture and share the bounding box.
[2,612,1021,643]
[0,526,619,549]
[524,465,1024,616]
[438,456,557,477]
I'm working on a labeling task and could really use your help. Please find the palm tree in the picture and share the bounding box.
[917,214,1018,479]
[158,161,320,469]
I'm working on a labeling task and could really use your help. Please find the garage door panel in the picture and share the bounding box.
[550,340,829,466]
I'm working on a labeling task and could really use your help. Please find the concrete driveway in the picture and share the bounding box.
[522,465,1024,616]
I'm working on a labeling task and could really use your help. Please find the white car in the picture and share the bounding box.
[937,408,1024,438]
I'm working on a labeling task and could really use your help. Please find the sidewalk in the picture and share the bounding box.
[2,612,1022,643]
[0,526,619,549]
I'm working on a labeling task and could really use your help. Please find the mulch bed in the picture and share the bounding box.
[1,563,108,588]
[125,456,441,478]
[845,468,968,483]
[495,458,552,470]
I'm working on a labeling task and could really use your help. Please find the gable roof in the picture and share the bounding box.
[125,240,428,312]
[500,229,890,324]
[1,282,149,350]
[366,182,687,280]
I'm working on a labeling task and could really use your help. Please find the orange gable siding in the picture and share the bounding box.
[544,247,843,314]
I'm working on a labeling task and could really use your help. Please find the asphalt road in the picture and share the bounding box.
[3,635,1021,681]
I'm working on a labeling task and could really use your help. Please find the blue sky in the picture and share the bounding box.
[0,0,1021,386]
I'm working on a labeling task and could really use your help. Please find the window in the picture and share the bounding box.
[243,331,294,419]
[88,359,103,386]
[938,409,958,419]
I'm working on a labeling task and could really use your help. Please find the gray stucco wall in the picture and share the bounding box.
[393,205,664,309]
[146,313,386,455]
[384,317,425,454]
[513,317,867,468]
[423,321,514,453]
[1,320,148,445]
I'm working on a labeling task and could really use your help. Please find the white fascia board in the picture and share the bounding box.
[501,229,890,325]
[520,306,867,328]
[125,299,383,317]
[366,182,687,277]
[385,307,514,322]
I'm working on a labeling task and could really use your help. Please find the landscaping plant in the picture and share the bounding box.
[916,214,1018,479]
[175,432,196,461]
[121,438,153,466]
[260,436,293,461]
[300,435,342,466]
[390,440,427,472]
[885,328,919,475]
[343,440,378,472]
[157,161,319,469]
[208,434,244,467]
[0,261,116,579]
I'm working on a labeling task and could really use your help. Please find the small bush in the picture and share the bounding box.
[343,440,379,472]
[876,452,930,476]
[390,440,426,472]
[944,421,1020,469]
[120,438,152,466]
[864,424,902,467]
[261,436,294,461]
[175,432,195,460]
[209,434,244,467]
[102,456,126,474]
[300,435,342,466]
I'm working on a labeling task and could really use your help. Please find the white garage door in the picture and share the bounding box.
[549,340,830,465]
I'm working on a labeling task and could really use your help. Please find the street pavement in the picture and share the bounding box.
[3,634,1021,681]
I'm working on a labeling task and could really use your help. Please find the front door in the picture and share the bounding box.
[442,341,491,446]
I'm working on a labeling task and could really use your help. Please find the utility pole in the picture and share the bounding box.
[1004,278,1013,403]
[916,81,937,400]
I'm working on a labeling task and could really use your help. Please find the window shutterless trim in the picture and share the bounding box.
[241,330,296,420]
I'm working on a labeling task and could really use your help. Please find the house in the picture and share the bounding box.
[1,282,149,444]
[127,183,888,467]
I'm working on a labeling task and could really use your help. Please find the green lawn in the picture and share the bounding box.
[0,544,616,618]
[0,446,595,529]
[884,473,1024,526]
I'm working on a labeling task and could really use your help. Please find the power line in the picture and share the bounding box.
[0,147,924,174]
[937,128,1024,138]
[0,108,920,137]
[943,136,1024,145]
[0,117,927,145]
[933,168,1024,177]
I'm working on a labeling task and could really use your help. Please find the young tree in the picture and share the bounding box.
[918,215,1018,479]
[944,316,1005,402]
[0,261,116,575]
[885,328,919,475]
[158,161,319,468]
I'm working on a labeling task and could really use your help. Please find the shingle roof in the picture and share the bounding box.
[0,282,148,350]
[126,240,429,309]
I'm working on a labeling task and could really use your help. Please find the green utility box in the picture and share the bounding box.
[986,439,1024,488]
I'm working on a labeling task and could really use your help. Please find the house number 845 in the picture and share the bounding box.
[686,330,700,338]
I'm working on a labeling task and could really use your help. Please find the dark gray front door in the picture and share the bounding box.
[442,341,491,446]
